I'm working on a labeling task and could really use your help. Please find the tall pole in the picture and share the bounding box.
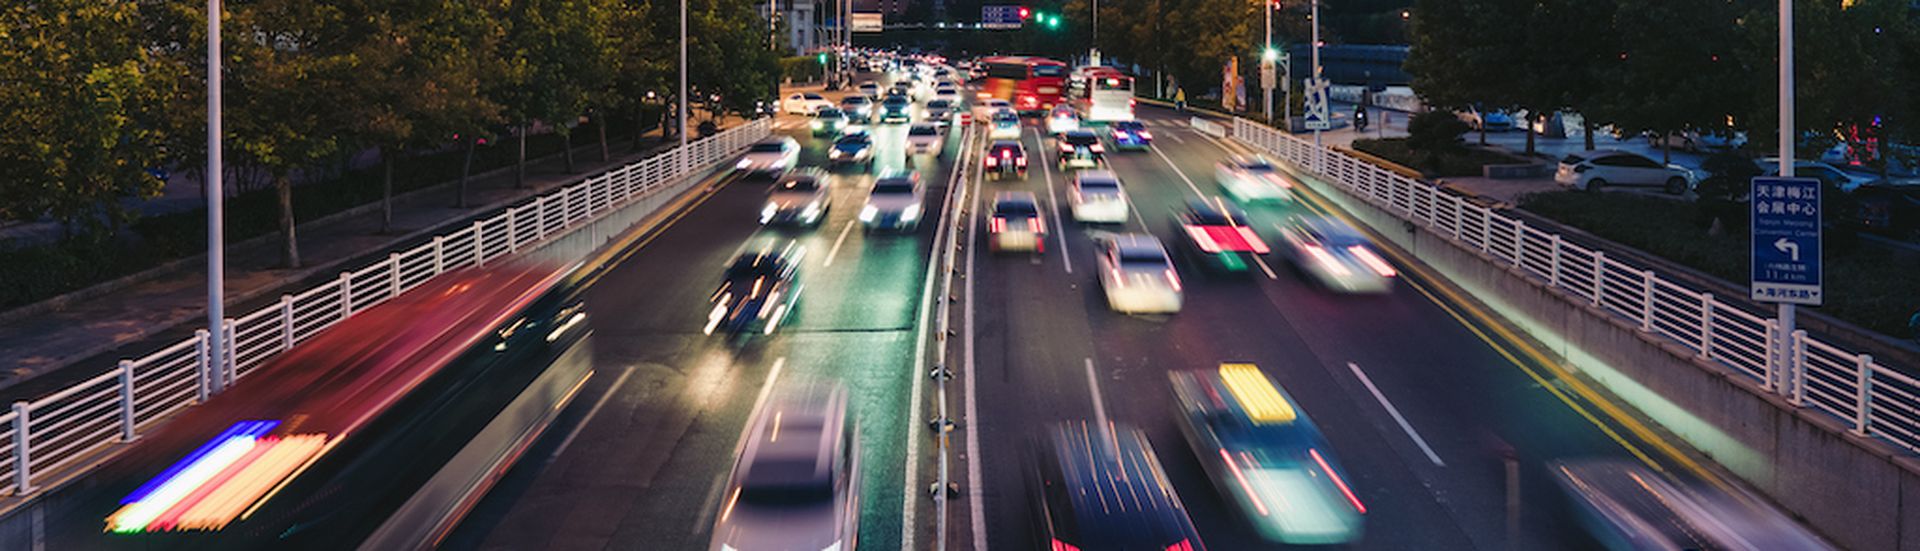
[206,0,226,393]
[1310,0,1321,148]
[1776,0,1796,393]
[687,0,695,147]
[1262,2,1271,122]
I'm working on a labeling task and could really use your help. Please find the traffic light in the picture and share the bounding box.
[817,52,828,64]
[1047,15,1060,28]
[1018,6,1030,19]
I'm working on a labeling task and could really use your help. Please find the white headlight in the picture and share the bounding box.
[859,204,878,222]
[902,203,922,221]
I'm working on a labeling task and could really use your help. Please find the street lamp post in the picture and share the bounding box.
[1262,1,1272,122]
[1310,0,1321,148]
[1775,0,1797,394]
[687,0,695,148]
[207,0,227,392]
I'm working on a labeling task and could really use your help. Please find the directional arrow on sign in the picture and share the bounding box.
[1775,238,1800,262]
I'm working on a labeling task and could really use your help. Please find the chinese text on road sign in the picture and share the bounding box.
[1750,177,1822,305]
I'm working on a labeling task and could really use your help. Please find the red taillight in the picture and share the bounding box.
[1090,144,1104,154]
[1311,448,1367,514]
[1050,539,1080,551]
[1138,131,1152,139]
[1032,214,1046,234]
[1016,157,1027,167]
[1238,227,1271,254]
[1165,269,1182,292]
[1304,244,1351,276]
[1165,539,1194,551]
[1184,225,1221,253]
[986,156,999,167]
[1130,99,1138,107]
[990,217,1005,233]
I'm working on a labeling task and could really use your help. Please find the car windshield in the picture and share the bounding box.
[1187,205,1247,226]
[1239,159,1274,171]
[991,143,1022,156]
[1118,248,1168,266]
[803,93,824,100]
[738,458,833,506]
[994,112,1017,123]
[996,198,1037,215]
[749,142,786,153]
[724,256,786,280]
[1064,133,1098,146]
[885,97,908,106]
[1079,179,1119,192]
[837,135,870,146]
[909,126,937,136]
[1116,121,1145,131]
[928,100,951,109]
[842,97,868,105]
[1033,65,1066,77]
[873,179,916,194]
[817,109,843,118]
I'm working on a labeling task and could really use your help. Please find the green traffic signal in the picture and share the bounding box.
[817,52,828,64]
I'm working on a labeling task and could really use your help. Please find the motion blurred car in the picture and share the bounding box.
[973,99,1013,122]
[923,99,956,126]
[782,92,834,115]
[1550,459,1830,551]
[1554,150,1695,194]
[905,123,945,158]
[1215,156,1295,203]
[880,94,913,124]
[760,168,831,226]
[1067,170,1128,223]
[1172,197,1270,275]
[1110,120,1153,150]
[1652,129,1749,152]
[1169,363,1366,544]
[838,96,874,123]
[983,140,1028,181]
[989,191,1046,253]
[932,85,959,104]
[862,170,924,231]
[705,244,803,337]
[810,108,850,137]
[1028,421,1205,551]
[1273,215,1396,293]
[1757,158,1877,192]
[735,136,800,176]
[1096,234,1182,314]
[1045,105,1080,135]
[988,109,1023,140]
[857,81,882,100]
[708,383,860,551]
[1055,130,1104,171]
[828,130,874,169]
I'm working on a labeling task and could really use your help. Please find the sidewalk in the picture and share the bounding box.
[0,117,743,401]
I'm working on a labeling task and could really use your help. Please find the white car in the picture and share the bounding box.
[989,192,1046,253]
[974,99,1013,123]
[782,92,834,115]
[1652,130,1748,152]
[906,123,945,158]
[1045,106,1080,135]
[862,170,924,231]
[857,81,882,100]
[1275,215,1396,294]
[760,168,831,226]
[1096,234,1182,314]
[923,99,957,126]
[933,86,960,104]
[1215,156,1296,203]
[988,109,1023,140]
[1068,170,1129,223]
[707,384,860,551]
[1554,149,1695,194]
[736,136,799,175]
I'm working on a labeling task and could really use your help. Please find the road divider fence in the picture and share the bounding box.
[0,120,771,502]
[1228,117,1917,454]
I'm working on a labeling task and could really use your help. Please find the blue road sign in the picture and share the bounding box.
[1750,177,1822,305]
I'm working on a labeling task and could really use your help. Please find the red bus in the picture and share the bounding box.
[978,56,1069,114]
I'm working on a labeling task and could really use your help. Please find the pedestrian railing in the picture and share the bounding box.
[0,120,771,498]
[1229,117,1918,453]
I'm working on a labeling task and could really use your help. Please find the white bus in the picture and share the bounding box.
[1068,66,1135,123]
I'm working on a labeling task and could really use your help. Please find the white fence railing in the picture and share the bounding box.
[0,120,771,498]
[1229,117,1919,453]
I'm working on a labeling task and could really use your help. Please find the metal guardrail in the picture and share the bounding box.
[1229,118,1920,453]
[0,120,772,498]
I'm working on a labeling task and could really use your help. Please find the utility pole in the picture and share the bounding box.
[1262,1,1272,122]
[1775,0,1797,395]
[206,0,227,392]
[687,0,695,147]
[1310,0,1321,148]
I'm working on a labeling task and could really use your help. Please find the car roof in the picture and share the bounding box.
[994,192,1038,211]
[1076,170,1120,186]
[1183,197,1247,224]
[741,384,846,491]
[1111,234,1168,258]
[1040,422,1199,549]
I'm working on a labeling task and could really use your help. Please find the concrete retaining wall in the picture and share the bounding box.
[1289,162,1920,551]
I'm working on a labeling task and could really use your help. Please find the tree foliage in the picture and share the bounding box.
[0,1,176,236]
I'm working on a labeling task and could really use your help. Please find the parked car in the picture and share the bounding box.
[1457,105,1515,131]
[1756,158,1878,192]
[1653,130,1749,152]
[782,92,834,115]
[1555,150,1696,194]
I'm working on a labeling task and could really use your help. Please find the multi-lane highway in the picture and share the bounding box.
[443,69,1747,550]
